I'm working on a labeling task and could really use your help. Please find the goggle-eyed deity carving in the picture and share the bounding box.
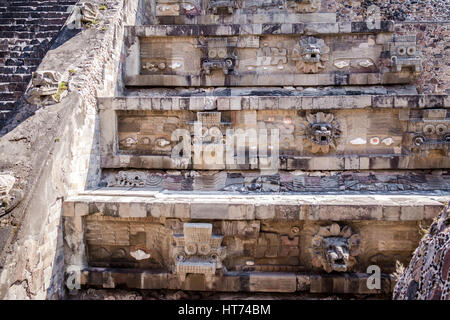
[389,35,422,73]
[198,38,237,75]
[292,36,329,73]
[311,223,361,273]
[299,112,341,154]
[410,123,449,155]
[172,223,226,281]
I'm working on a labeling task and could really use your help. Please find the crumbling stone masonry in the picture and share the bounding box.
[0,0,449,299]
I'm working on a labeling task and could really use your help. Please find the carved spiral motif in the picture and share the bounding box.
[146,174,164,188]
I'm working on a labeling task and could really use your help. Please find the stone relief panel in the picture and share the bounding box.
[102,169,450,192]
[104,108,449,170]
[78,214,435,276]
[85,217,173,269]
[128,33,416,87]
[117,111,188,156]
[311,223,360,273]
[149,0,323,19]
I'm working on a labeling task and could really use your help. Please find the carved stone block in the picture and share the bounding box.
[311,223,360,273]
[80,2,100,24]
[26,71,67,105]
[299,112,341,153]
[389,35,422,73]
[172,223,226,281]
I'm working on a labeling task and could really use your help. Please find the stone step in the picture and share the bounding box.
[79,267,394,294]
[64,190,448,221]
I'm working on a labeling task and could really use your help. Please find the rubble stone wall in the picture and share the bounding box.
[0,0,138,299]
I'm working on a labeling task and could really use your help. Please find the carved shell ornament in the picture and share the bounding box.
[311,223,361,273]
[299,112,341,154]
[292,37,329,73]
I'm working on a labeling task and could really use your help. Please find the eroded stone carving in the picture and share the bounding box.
[26,71,67,105]
[300,112,341,154]
[80,2,100,24]
[288,0,321,13]
[0,174,23,216]
[109,170,164,188]
[156,2,180,16]
[250,42,288,70]
[292,37,329,73]
[311,223,360,273]
[191,112,228,144]
[199,38,237,75]
[172,223,226,281]
[389,35,422,73]
[207,0,238,14]
[409,122,449,154]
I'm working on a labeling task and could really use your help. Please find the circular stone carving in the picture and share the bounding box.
[413,135,426,146]
[175,252,186,262]
[198,243,211,255]
[185,242,197,255]
[423,124,436,135]
[436,124,447,136]
[209,251,219,263]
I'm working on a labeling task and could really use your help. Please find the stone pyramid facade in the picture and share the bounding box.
[0,0,448,299]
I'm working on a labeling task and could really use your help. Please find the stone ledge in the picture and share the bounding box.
[79,267,393,294]
[63,191,448,221]
[98,94,450,111]
[155,12,338,25]
[127,21,394,37]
